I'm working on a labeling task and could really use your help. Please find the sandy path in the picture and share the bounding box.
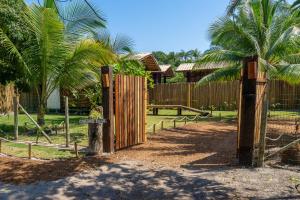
[1,159,299,200]
[1,122,300,199]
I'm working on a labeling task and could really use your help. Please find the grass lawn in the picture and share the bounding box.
[0,109,298,159]
[1,141,76,160]
[0,114,89,146]
[146,109,238,131]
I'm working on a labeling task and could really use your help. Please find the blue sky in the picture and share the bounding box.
[25,0,294,53]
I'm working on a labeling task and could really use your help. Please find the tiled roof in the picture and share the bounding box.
[176,63,225,72]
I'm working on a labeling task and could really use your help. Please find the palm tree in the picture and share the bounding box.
[227,0,244,15]
[191,49,201,61]
[0,1,115,125]
[94,31,134,55]
[197,0,300,165]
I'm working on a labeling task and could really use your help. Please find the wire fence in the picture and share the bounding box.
[266,89,300,164]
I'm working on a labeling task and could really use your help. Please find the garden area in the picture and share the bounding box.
[1,0,300,199]
[0,108,299,160]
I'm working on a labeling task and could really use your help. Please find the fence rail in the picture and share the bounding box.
[149,80,300,110]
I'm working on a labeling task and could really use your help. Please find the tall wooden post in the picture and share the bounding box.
[238,56,267,167]
[13,96,19,140]
[65,96,70,147]
[101,66,114,153]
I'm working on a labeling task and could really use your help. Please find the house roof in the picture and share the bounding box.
[159,65,175,77]
[176,63,224,72]
[129,53,160,71]
[159,65,172,72]
[176,63,195,72]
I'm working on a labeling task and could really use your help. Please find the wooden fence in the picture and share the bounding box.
[0,84,14,114]
[115,75,147,150]
[149,80,300,110]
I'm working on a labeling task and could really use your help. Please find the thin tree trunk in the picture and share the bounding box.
[257,81,269,167]
[37,101,46,126]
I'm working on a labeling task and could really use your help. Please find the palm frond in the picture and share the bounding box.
[196,64,242,86]
[198,47,245,65]
[94,30,134,54]
[274,64,300,84]
[60,0,106,36]
[0,27,29,73]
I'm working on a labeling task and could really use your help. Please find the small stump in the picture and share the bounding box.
[281,144,300,165]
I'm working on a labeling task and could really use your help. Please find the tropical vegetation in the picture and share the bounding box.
[0,0,118,125]
[152,49,202,83]
[197,0,300,165]
[197,0,300,85]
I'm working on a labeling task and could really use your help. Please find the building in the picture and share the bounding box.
[152,65,175,84]
[176,63,223,82]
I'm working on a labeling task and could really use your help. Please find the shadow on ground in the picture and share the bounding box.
[0,156,238,199]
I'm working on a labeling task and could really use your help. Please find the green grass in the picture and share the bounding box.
[0,109,298,159]
[1,141,76,159]
[0,114,88,146]
[146,109,238,130]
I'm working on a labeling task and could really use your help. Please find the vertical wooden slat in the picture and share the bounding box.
[143,77,147,142]
[134,77,138,144]
[115,75,120,149]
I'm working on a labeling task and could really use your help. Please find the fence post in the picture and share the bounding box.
[28,143,32,159]
[177,107,182,116]
[161,121,164,130]
[65,96,70,147]
[174,120,176,128]
[101,66,114,153]
[13,96,18,140]
[153,124,156,134]
[75,142,79,158]
[238,56,267,167]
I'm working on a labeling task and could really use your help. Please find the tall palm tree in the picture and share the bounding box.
[197,0,300,164]
[0,1,115,125]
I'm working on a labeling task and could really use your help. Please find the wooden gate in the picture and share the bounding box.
[114,74,147,150]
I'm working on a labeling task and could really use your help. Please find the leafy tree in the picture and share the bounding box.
[0,0,33,89]
[197,0,300,164]
[152,50,202,83]
[0,0,115,125]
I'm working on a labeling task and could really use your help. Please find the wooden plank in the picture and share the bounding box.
[143,77,147,142]
[115,75,120,149]
[134,76,139,144]
[139,77,143,143]
[119,75,123,149]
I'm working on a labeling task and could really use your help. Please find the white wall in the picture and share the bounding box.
[47,88,61,110]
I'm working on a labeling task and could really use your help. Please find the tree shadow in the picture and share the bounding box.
[0,157,238,199]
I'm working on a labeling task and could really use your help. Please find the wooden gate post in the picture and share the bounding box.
[101,66,114,153]
[238,56,267,167]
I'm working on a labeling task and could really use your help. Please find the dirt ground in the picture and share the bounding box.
[114,122,238,169]
[0,122,237,184]
[1,122,300,199]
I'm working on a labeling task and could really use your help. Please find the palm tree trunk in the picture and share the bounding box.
[37,100,46,126]
[257,80,269,167]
